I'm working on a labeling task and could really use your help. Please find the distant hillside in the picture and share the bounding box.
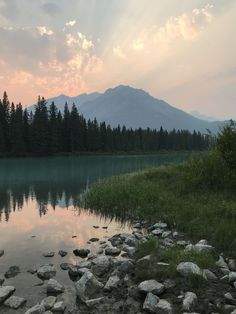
[189,110,223,122]
[29,85,226,133]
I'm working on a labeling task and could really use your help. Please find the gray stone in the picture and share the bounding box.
[197,239,208,245]
[0,250,4,257]
[143,292,159,313]
[133,232,144,240]
[224,292,236,305]
[79,260,92,269]
[118,260,134,274]
[137,255,151,266]
[122,245,136,257]
[185,244,214,253]
[151,229,163,236]
[0,275,5,285]
[216,256,228,269]
[91,255,112,276]
[27,267,37,274]
[228,259,236,271]
[75,270,104,302]
[0,286,15,304]
[183,292,197,311]
[104,275,120,291]
[105,247,121,256]
[68,265,80,277]
[25,304,45,314]
[155,299,172,314]
[177,262,201,277]
[43,252,55,257]
[60,263,72,271]
[162,231,172,238]
[153,222,167,229]
[163,279,175,289]
[229,272,236,283]
[41,296,56,310]
[37,265,56,280]
[47,279,64,294]
[133,223,142,229]
[89,237,99,242]
[5,265,20,278]
[138,280,165,296]
[177,240,188,246]
[202,269,217,281]
[124,235,137,247]
[4,296,26,309]
[52,301,66,312]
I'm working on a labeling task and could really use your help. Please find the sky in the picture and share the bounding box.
[0,0,235,119]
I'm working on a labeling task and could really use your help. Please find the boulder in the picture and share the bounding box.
[104,275,120,291]
[37,265,56,280]
[182,292,197,311]
[41,296,57,310]
[52,301,66,312]
[47,279,64,294]
[138,280,165,296]
[5,265,20,278]
[105,247,121,256]
[73,249,90,258]
[4,296,26,309]
[177,262,201,277]
[75,270,104,302]
[25,304,45,314]
[91,255,112,276]
[143,292,159,313]
[0,286,15,303]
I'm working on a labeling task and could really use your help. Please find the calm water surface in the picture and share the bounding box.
[0,153,189,312]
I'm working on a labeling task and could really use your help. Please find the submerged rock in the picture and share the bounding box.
[73,249,90,258]
[43,252,55,257]
[5,265,20,278]
[4,296,26,309]
[0,286,16,304]
[89,238,100,242]
[58,250,68,257]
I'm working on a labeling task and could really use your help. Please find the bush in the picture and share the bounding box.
[217,120,236,172]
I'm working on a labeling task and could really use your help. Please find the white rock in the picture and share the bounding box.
[52,301,66,312]
[4,296,26,309]
[25,304,45,314]
[75,270,104,302]
[37,265,56,280]
[104,275,120,291]
[85,297,105,308]
[177,262,201,277]
[41,296,56,310]
[183,292,197,311]
[0,286,15,304]
[138,280,165,296]
[47,279,64,293]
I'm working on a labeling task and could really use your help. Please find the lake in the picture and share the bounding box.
[0,153,190,312]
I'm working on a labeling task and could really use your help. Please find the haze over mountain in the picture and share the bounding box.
[189,110,224,122]
[29,85,225,133]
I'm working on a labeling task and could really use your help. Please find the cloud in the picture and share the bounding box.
[65,20,76,27]
[36,26,54,36]
[113,46,126,59]
[41,2,61,16]
[0,0,19,20]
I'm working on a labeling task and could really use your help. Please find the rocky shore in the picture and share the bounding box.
[1,222,236,314]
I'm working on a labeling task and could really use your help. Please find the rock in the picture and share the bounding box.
[177,240,188,246]
[43,252,55,257]
[41,296,57,310]
[173,231,179,237]
[162,231,172,238]
[60,263,72,271]
[109,234,123,247]
[96,249,103,254]
[0,286,15,303]
[25,304,45,314]
[118,260,134,274]
[73,249,90,258]
[155,299,172,314]
[183,292,197,311]
[79,260,92,269]
[177,262,201,277]
[133,232,144,240]
[124,235,137,247]
[185,244,214,253]
[4,296,26,309]
[202,269,217,281]
[133,223,142,229]
[229,272,236,283]
[68,265,81,277]
[102,226,108,229]
[93,225,99,229]
[58,250,68,257]
[85,297,105,308]
[104,275,120,291]
[197,239,208,245]
[75,270,104,302]
[5,265,20,278]
[143,292,159,313]
[37,264,56,280]
[105,247,121,256]
[99,241,106,244]
[122,245,136,257]
[91,255,112,276]
[89,238,99,242]
[52,301,66,312]
[27,267,37,274]
[216,256,228,269]
[220,274,229,283]
[137,255,151,266]
[153,222,167,229]
[0,275,5,285]
[163,279,176,289]
[138,280,165,296]
[151,229,163,236]
[229,259,236,271]
[0,250,4,257]
[47,279,64,293]
[224,292,236,305]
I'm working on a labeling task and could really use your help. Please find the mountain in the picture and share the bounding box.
[189,110,223,122]
[28,92,101,112]
[29,85,226,133]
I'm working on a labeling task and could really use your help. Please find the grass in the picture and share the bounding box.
[82,150,236,257]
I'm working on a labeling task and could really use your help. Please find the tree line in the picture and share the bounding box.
[0,92,211,156]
